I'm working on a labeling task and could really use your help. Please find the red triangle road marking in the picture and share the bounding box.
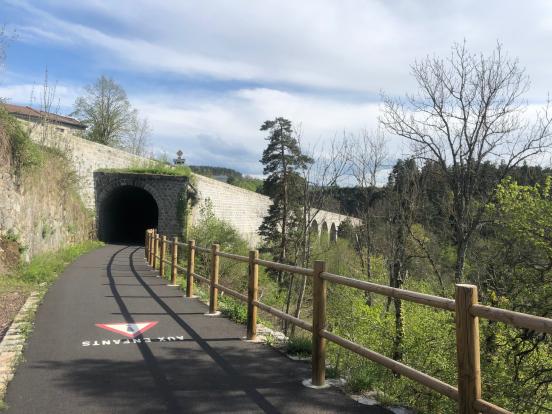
[95,321,158,338]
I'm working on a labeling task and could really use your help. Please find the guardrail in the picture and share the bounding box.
[144,229,551,414]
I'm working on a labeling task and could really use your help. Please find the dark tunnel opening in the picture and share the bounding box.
[101,186,159,244]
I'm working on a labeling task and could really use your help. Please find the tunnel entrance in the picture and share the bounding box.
[100,186,158,243]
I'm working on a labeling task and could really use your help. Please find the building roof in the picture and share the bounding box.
[1,103,86,129]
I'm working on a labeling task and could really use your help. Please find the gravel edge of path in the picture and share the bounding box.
[0,292,41,407]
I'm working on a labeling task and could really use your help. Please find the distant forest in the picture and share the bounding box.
[189,165,264,193]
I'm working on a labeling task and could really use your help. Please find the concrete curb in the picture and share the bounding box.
[0,292,41,401]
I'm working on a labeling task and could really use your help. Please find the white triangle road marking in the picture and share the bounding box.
[95,321,158,338]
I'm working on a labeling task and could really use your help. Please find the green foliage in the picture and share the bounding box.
[99,163,192,177]
[72,75,135,147]
[0,108,43,176]
[259,117,313,280]
[4,229,19,243]
[286,335,311,357]
[227,175,264,193]
[189,165,242,178]
[492,177,552,254]
[14,241,102,285]
[190,201,249,254]
[220,296,248,324]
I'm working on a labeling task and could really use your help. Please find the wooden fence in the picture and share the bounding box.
[144,229,552,414]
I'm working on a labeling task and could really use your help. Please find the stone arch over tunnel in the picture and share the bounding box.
[100,186,159,243]
[94,171,189,244]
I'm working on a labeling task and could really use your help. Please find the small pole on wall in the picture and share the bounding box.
[186,240,195,298]
[170,236,178,286]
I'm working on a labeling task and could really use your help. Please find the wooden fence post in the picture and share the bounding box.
[247,250,259,340]
[160,235,167,277]
[311,260,327,387]
[209,244,220,314]
[149,230,154,266]
[153,231,159,269]
[455,284,481,414]
[147,230,152,265]
[145,230,149,259]
[170,236,178,286]
[186,240,195,297]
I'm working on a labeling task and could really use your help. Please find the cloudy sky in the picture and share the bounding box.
[1,0,551,175]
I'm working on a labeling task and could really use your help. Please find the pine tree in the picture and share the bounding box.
[258,117,312,285]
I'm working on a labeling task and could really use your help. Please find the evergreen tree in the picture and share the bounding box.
[258,117,312,285]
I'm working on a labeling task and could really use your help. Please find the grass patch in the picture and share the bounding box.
[220,296,248,324]
[286,335,312,357]
[99,163,192,177]
[1,240,103,292]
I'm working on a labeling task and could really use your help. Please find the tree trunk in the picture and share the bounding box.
[392,296,404,363]
[455,238,468,283]
[291,274,307,337]
[283,274,295,334]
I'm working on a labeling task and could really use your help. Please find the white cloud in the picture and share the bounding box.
[8,0,552,96]
[0,82,81,109]
[131,87,402,174]
[4,0,552,174]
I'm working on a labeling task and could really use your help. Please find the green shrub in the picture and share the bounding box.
[99,163,191,177]
[0,108,43,176]
[286,335,311,357]
[15,240,102,285]
[220,297,248,324]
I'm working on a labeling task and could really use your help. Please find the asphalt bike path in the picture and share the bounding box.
[5,244,391,413]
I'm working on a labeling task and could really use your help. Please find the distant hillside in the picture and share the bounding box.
[190,165,264,194]
[190,165,242,178]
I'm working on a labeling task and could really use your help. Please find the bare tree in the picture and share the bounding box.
[29,68,61,146]
[347,128,388,303]
[123,113,151,156]
[72,75,135,147]
[288,135,349,335]
[381,42,552,283]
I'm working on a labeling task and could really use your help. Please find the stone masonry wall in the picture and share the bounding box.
[191,175,360,247]
[0,144,91,265]
[23,120,152,208]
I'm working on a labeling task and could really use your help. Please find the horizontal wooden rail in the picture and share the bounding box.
[174,263,187,273]
[474,398,513,414]
[254,258,314,276]
[175,240,188,247]
[471,304,552,334]
[216,251,249,263]
[253,300,313,332]
[321,272,456,311]
[191,272,210,284]
[214,283,248,302]
[195,245,211,253]
[320,330,459,401]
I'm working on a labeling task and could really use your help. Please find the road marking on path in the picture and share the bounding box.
[95,321,158,338]
[82,336,187,347]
